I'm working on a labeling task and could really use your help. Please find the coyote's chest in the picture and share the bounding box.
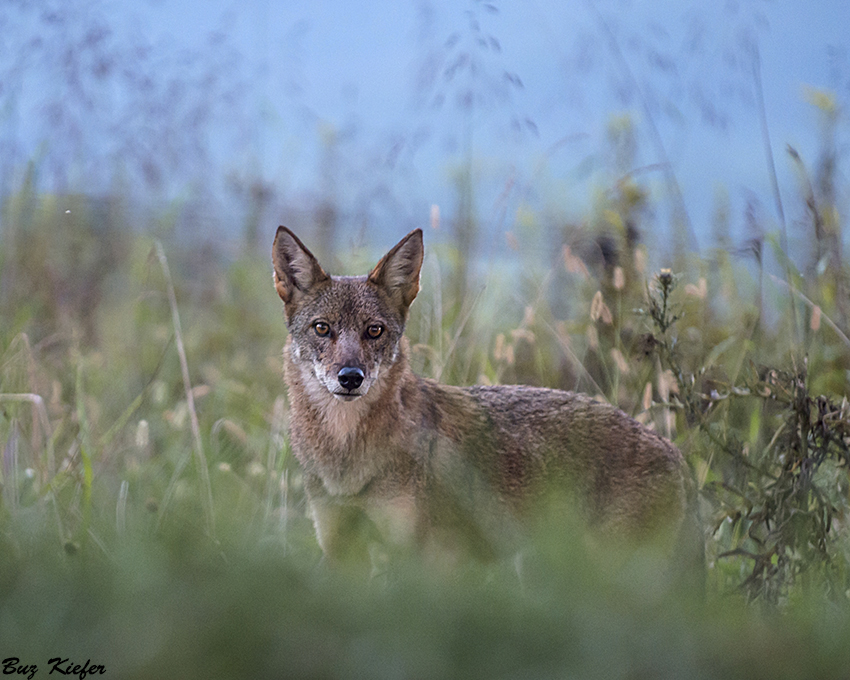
[290,367,396,496]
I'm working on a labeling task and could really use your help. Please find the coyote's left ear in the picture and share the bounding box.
[368,229,424,311]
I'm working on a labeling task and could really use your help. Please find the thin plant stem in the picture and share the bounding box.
[586,0,697,254]
[769,274,850,351]
[154,240,216,539]
[0,392,55,475]
[752,44,801,349]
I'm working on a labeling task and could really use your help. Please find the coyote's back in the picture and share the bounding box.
[272,226,690,563]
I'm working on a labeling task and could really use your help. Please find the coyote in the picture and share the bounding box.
[272,227,688,563]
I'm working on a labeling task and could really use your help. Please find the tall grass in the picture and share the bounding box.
[1,124,849,676]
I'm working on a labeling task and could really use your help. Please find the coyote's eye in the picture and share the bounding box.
[314,321,331,337]
[366,324,384,339]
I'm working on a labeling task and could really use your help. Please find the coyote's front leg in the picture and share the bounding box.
[303,473,375,566]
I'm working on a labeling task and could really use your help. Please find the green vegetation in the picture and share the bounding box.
[2,108,850,677]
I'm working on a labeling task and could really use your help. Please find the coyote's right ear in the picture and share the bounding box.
[272,227,330,309]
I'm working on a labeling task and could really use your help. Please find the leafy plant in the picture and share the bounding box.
[642,265,850,605]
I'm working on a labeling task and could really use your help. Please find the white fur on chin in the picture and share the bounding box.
[296,359,387,448]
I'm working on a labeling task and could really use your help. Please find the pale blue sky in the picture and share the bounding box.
[4,0,849,253]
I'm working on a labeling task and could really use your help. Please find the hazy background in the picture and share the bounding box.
[4,4,850,670]
[1,0,848,257]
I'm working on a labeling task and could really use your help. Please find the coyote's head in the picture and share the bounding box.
[272,228,423,402]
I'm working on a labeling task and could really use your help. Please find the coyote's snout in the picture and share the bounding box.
[273,226,690,564]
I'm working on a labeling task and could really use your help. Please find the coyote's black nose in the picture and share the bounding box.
[338,366,364,391]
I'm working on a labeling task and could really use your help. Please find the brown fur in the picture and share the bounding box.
[272,227,687,563]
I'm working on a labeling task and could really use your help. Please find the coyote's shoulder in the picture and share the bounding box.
[273,226,687,562]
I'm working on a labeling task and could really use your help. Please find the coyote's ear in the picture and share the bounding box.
[368,229,424,311]
[272,227,330,307]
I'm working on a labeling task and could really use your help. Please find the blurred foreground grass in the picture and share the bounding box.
[1,181,850,678]
[3,519,850,680]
